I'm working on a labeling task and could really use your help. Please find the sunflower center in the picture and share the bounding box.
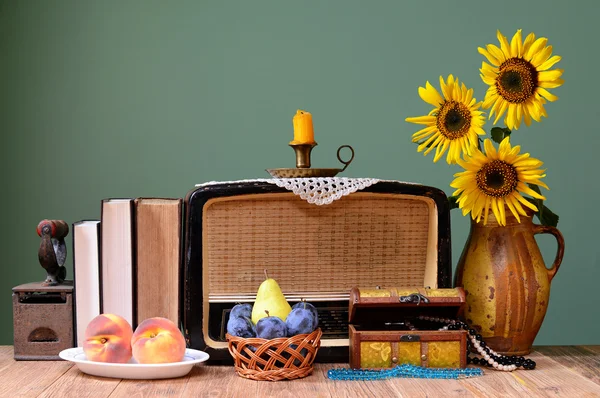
[476,160,519,198]
[436,100,472,140]
[496,58,538,103]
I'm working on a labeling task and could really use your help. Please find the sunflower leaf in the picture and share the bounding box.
[539,205,559,227]
[527,183,559,227]
[448,195,460,210]
[490,127,512,144]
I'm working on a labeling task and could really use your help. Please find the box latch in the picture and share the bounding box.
[400,335,420,342]
[399,293,430,305]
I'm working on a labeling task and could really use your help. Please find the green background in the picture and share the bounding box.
[1,0,598,346]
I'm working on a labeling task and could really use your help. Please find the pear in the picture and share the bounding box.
[251,270,292,325]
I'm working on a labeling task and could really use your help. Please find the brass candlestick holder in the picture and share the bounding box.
[267,142,354,178]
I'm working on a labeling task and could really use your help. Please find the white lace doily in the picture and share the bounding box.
[195,178,419,206]
[267,177,378,205]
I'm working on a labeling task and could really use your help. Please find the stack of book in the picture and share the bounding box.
[72,198,182,347]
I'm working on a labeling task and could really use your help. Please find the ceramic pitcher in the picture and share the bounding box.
[454,211,564,355]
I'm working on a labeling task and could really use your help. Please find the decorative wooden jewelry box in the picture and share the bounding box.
[348,286,467,369]
[182,180,451,364]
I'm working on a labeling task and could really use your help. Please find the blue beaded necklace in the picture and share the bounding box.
[327,364,483,381]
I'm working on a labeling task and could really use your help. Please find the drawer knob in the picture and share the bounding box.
[391,356,398,363]
[421,354,428,361]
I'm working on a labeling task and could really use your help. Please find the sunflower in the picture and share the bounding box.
[405,75,486,164]
[479,30,563,130]
[450,138,548,226]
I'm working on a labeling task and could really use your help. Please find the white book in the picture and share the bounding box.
[101,199,135,327]
[73,220,101,347]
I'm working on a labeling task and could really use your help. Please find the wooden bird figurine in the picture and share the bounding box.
[37,220,69,286]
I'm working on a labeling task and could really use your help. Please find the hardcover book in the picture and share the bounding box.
[101,199,136,327]
[134,198,182,326]
[72,220,101,346]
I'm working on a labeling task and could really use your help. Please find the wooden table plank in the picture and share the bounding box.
[0,346,13,362]
[583,346,600,354]
[500,351,600,397]
[1,346,600,397]
[0,348,73,398]
[181,364,257,398]
[257,364,332,398]
[536,346,600,386]
[37,365,121,398]
[320,363,418,398]
[108,372,191,398]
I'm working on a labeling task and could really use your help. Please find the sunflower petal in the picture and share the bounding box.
[423,134,443,155]
[517,182,546,200]
[493,100,509,125]
[531,45,553,68]
[406,115,436,125]
[514,192,539,212]
[412,125,437,139]
[497,30,511,59]
[418,83,444,107]
[539,55,562,71]
[525,37,548,61]
[505,196,521,223]
[483,196,491,225]
[490,198,502,226]
[540,78,564,89]
[433,140,449,162]
[522,32,536,55]
[440,75,452,100]
[537,88,558,102]
[498,197,507,226]
[506,104,516,130]
[478,47,500,66]
[510,29,522,58]
[508,195,528,216]
[487,44,506,64]
[484,139,498,159]
[417,132,440,151]
[539,69,564,82]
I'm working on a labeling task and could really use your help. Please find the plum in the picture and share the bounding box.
[292,301,319,328]
[256,316,287,339]
[286,307,315,336]
[230,303,252,319]
[227,316,255,338]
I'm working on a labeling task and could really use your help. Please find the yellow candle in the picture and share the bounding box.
[291,109,315,144]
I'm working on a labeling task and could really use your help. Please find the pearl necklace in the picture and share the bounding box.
[418,316,537,371]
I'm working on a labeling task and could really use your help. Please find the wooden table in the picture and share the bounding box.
[2,346,600,397]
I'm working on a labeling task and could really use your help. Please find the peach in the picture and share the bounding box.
[131,317,186,364]
[83,313,133,363]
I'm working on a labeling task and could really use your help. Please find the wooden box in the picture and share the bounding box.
[12,282,74,360]
[182,181,451,363]
[348,287,467,369]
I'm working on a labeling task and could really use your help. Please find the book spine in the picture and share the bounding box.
[101,199,136,328]
[72,220,101,347]
[134,198,182,326]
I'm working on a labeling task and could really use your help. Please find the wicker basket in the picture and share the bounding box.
[226,328,322,381]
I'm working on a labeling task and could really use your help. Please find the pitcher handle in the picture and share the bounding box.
[533,224,565,282]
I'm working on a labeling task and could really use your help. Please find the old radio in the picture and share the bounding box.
[182,180,451,363]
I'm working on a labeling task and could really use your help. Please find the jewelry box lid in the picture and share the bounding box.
[348,286,465,325]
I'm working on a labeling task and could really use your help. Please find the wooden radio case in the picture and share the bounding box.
[182,181,451,364]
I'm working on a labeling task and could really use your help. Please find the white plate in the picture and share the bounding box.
[59,347,209,380]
